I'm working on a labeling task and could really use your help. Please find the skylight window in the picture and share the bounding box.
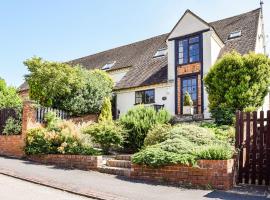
[153,48,167,58]
[102,61,116,70]
[228,31,242,39]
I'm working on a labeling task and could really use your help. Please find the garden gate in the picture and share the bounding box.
[0,108,17,134]
[235,111,270,185]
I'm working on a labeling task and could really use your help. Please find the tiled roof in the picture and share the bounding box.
[19,8,261,91]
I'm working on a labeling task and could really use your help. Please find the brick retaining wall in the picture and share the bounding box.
[131,159,235,190]
[27,154,103,170]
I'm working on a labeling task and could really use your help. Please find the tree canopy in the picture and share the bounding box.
[0,78,22,109]
[204,51,270,124]
[24,57,114,115]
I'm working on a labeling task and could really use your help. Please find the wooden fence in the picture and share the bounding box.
[36,107,69,123]
[236,111,270,185]
[0,108,18,134]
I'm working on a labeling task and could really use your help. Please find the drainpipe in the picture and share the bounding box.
[260,0,267,55]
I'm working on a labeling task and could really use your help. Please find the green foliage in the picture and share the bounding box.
[119,105,171,152]
[183,92,193,106]
[25,117,99,155]
[0,78,22,109]
[98,97,112,122]
[196,144,234,160]
[44,111,61,131]
[243,106,258,112]
[84,121,125,154]
[24,57,113,115]
[3,117,22,135]
[144,124,171,147]
[210,106,235,125]
[200,122,235,145]
[132,147,196,167]
[169,124,216,145]
[204,52,270,125]
[132,124,234,167]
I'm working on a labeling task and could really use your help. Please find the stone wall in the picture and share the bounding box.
[27,154,103,170]
[131,159,235,190]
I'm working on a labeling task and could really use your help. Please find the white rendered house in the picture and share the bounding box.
[19,8,267,118]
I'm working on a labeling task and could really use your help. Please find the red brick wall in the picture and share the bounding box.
[27,154,102,170]
[70,114,98,124]
[0,101,37,158]
[131,159,235,190]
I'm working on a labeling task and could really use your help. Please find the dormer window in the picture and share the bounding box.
[102,61,116,70]
[153,48,167,58]
[228,31,241,39]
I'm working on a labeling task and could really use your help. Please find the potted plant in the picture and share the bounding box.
[183,92,194,115]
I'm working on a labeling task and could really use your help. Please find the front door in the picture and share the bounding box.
[181,76,198,114]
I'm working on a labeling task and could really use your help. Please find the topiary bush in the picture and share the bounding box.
[98,97,112,122]
[119,105,171,152]
[204,51,270,125]
[83,121,125,154]
[144,124,172,147]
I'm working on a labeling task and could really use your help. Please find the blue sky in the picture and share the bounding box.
[0,0,269,87]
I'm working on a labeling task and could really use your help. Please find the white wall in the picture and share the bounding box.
[202,31,224,118]
[116,84,174,116]
[168,12,209,39]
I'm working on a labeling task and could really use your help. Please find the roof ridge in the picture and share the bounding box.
[69,33,169,63]
[209,8,260,24]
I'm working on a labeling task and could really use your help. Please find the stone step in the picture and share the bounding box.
[106,159,131,168]
[115,154,132,161]
[98,166,131,177]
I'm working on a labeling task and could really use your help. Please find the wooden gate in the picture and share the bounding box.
[235,111,270,185]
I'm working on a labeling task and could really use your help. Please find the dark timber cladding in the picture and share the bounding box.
[236,111,270,185]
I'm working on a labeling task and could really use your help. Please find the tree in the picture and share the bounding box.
[98,97,113,122]
[24,57,114,115]
[0,78,22,109]
[204,51,270,124]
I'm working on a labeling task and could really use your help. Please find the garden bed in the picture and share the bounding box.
[130,159,235,190]
[27,154,103,170]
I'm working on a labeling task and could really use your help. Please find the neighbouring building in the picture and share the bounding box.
[19,8,268,119]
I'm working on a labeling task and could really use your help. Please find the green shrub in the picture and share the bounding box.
[243,106,257,112]
[210,106,235,125]
[196,144,234,160]
[204,52,270,125]
[3,117,22,135]
[132,147,196,167]
[25,118,98,155]
[98,97,112,122]
[169,124,216,145]
[183,92,193,106]
[144,124,171,146]
[158,137,196,154]
[120,105,171,152]
[44,111,61,131]
[24,57,114,115]
[25,128,53,155]
[84,121,125,154]
[200,122,235,144]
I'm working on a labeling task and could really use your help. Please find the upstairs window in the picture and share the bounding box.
[153,48,167,58]
[135,89,155,104]
[177,36,200,65]
[102,61,116,70]
[228,31,241,40]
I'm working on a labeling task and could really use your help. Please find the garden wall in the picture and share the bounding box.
[0,101,38,158]
[27,154,102,170]
[70,114,98,124]
[131,159,235,190]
